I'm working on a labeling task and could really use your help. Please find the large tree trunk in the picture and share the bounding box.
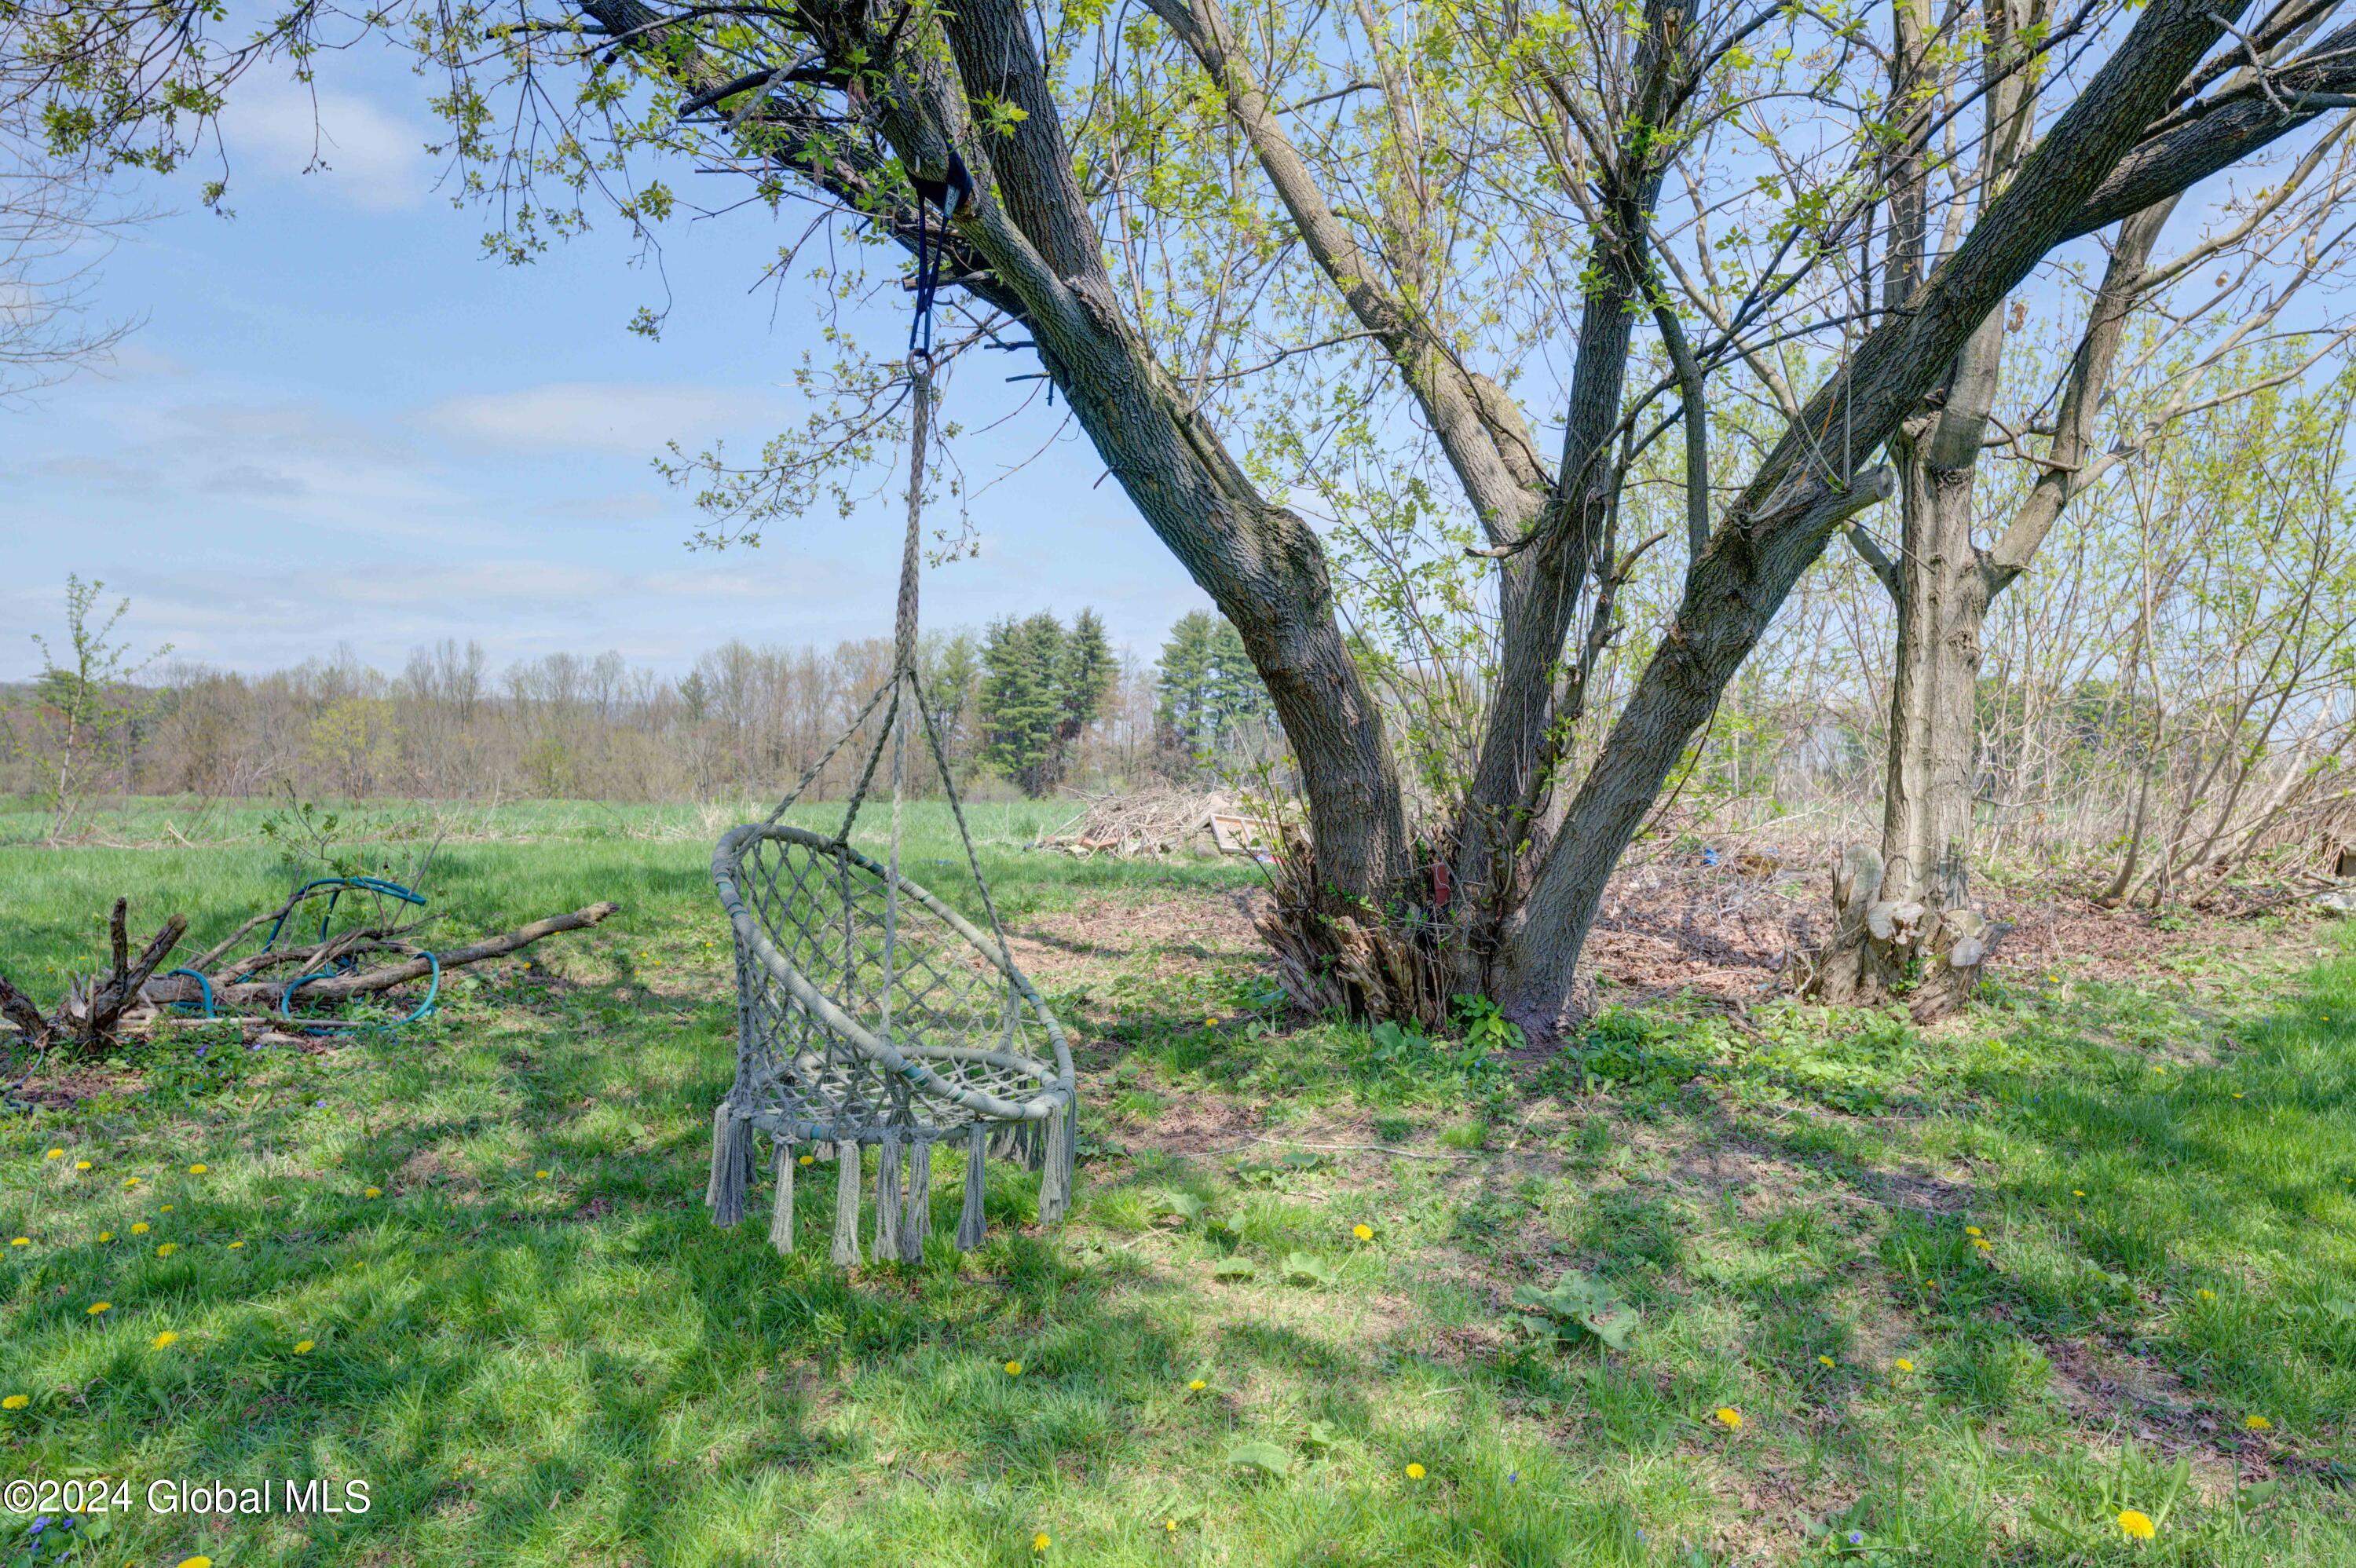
[1812,428,1996,1015]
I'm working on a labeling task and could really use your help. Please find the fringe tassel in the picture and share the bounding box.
[956,1124,989,1251]
[831,1139,862,1267]
[903,1137,932,1262]
[768,1139,795,1255]
[873,1131,904,1261]
[711,1108,751,1229]
[704,1101,731,1208]
[1037,1102,1070,1225]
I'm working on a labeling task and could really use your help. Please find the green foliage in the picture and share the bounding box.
[978,610,1108,796]
[20,576,170,840]
[1511,1270,1641,1351]
[1154,609,1272,777]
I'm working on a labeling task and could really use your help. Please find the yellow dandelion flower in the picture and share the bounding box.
[1712,1407,1743,1429]
[2072,1189,2086,1197]
[1893,1358,1915,1373]
[1352,1223,1374,1241]
[228,1240,244,1249]
[1187,1378,1208,1391]
[97,1231,113,1244]
[1004,1360,1024,1376]
[2244,1414,2272,1431]
[130,1222,150,1235]
[74,1160,90,1171]
[1404,1462,1426,1479]
[1816,1355,1835,1369]
[1,1394,26,1409]
[159,1204,174,1213]
[188,1163,208,1175]
[1971,1237,1994,1252]
[1205,1016,1221,1027]
[86,1301,110,1315]
[152,1330,180,1349]
[2198,1288,2216,1300]
[179,1558,214,1568]
[294,1340,316,1354]
[2116,1509,2156,1541]
[536,1170,551,1179]
[1165,1519,1177,1533]
[2233,1092,2244,1100]
[364,1186,382,1199]
[155,1242,179,1257]
[1032,1533,1050,1552]
[123,1176,141,1187]
[6,1237,26,1248]
[42,1148,62,1160]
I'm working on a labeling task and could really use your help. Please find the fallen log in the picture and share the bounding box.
[0,898,623,1053]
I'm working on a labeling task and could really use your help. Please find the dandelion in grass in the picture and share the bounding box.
[1971,1238,1993,1252]
[1187,1378,1208,1391]
[2072,1190,2087,1198]
[7,1237,26,1248]
[151,1331,179,1349]
[2244,1415,2273,1431]
[159,1204,173,1213]
[1204,1016,1221,1028]
[1032,1533,1050,1552]
[1352,1223,1374,1241]
[1965,1226,1983,1237]
[86,1302,109,1316]
[1004,1360,1024,1376]
[1816,1355,1836,1369]
[1,1394,26,1409]
[123,1176,141,1188]
[2117,1509,2157,1541]
[1711,1407,1743,1429]
[798,1153,815,1167]
[1165,1519,1177,1533]
[2198,1288,2216,1300]
[1404,1463,1426,1479]
[97,1231,113,1244]
[535,1171,551,1180]
[42,1148,62,1161]
[155,1242,178,1257]
[178,1558,213,1568]
[1893,1358,1915,1374]
[364,1186,382,1199]
[294,1340,316,1354]
[227,1241,244,1250]
[130,1223,149,1235]
[74,1160,90,1171]
[2233,1093,2244,1100]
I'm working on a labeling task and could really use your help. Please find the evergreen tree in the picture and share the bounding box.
[1057,609,1114,743]
[979,613,1067,795]
[1154,610,1271,777]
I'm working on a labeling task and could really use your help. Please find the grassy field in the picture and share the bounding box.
[2,801,2354,1565]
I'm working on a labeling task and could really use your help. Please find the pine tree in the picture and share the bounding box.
[1057,609,1114,743]
[979,613,1067,795]
[1154,610,1271,777]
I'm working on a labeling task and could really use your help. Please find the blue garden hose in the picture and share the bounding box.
[163,967,215,1018]
[261,878,427,961]
[278,948,441,1033]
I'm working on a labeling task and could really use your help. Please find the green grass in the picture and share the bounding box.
[2,812,2354,1565]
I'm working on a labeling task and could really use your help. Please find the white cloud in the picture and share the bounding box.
[415,382,781,454]
[222,82,428,211]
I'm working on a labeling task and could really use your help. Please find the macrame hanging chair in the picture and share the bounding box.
[705,359,1077,1265]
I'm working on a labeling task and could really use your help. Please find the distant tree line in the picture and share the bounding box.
[0,595,1279,821]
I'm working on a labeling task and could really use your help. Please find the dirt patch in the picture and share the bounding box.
[1007,890,1266,989]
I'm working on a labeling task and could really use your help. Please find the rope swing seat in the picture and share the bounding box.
[705,354,1078,1265]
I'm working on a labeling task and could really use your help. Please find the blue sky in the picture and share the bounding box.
[0,49,1209,682]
